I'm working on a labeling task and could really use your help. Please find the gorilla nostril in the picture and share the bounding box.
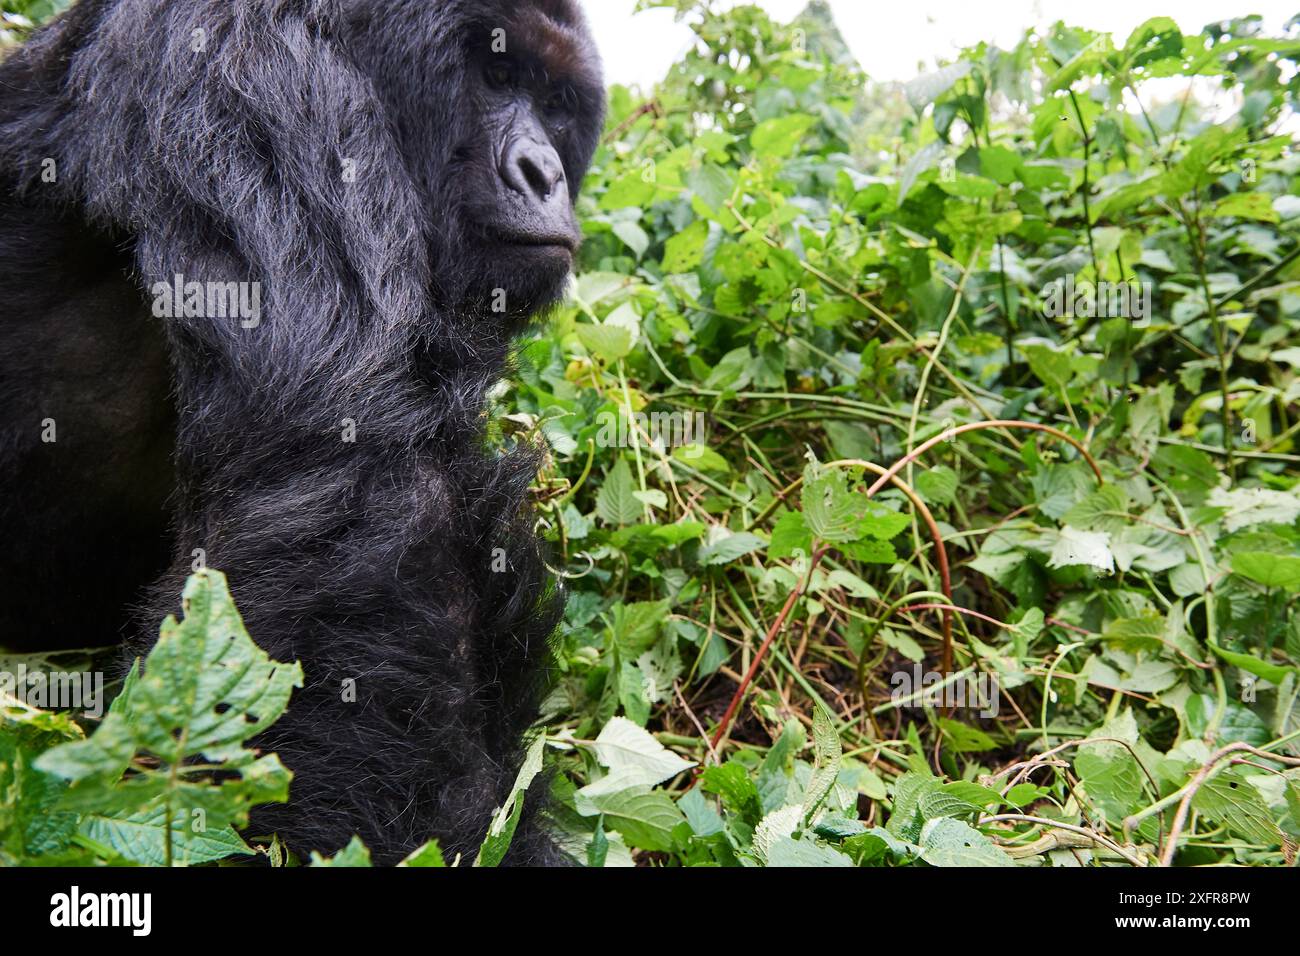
[506,140,566,202]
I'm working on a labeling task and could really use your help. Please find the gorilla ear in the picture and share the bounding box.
[72,1,432,372]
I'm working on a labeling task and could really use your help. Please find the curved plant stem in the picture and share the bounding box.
[708,422,1103,759]
[745,460,955,666]
[865,420,1103,498]
[1157,742,1300,866]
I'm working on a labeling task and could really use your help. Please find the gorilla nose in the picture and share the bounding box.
[503,138,567,203]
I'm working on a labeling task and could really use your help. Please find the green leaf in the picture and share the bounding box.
[802,465,858,543]
[475,733,545,867]
[399,841,447,867]
[310,835,372,867]
[662,219,709,273]
[915,466,958,506]
[1019,342,1073,391]
[1123,17,1182,68]
[1061,485,1130,532]
[918,817,1014,867]
[1048,526,1115,574]
[0,705,82,860]
[35,571,301,864]
[587,716,695,789]
[802,702,842,821]
[576,307,637,362]
[612,220,650,259]
[1232,552,1300,592]
[1074,713,1144,822]
[79,806,253,867]
[581,786,684,852]
[698,529,766,566]
[672,444,730,473]
[1213,192,1280,223]
[904,61,972,112]
[766,835,854,867]
[595,458,642,526]
[700,763,763,827]
[1207,487,1300,533]
[750,114,816,157]
[612,600,670,656]
[768,511,812,559]
[1191,770,1281,846]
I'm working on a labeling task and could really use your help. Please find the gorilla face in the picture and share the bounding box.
[343,0,605,323]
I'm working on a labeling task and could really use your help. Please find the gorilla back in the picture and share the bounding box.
[0,0,604,864]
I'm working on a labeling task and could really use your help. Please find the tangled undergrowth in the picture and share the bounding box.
[504,1,1300,867]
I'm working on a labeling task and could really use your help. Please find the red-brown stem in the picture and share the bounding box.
[708,547,829,754]
[702,421,1101,763]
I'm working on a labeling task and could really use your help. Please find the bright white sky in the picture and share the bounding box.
[580,0,1297,87]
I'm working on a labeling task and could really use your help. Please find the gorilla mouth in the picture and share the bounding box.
[480,223,577,254]
[485,226,578,255]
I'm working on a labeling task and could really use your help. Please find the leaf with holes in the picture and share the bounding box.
[1192,770,1281,847]
[34,570,301,865]
[802,467,860,542]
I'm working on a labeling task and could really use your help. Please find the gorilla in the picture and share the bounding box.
[0,0,604,865]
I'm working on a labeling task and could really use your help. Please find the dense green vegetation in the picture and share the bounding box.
[4,0,1300,867]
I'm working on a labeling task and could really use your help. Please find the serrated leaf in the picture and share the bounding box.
[1192,770,1281,846]
[1232,552,1300,592]
[700,763,763,827]
[310,835,372,867]
[79,806,253,867]
[1062,485,1130,532]
[1049,526,1115,574]
[581,786,685,852]
[588,717,695,787]
[1207,487,1300,533]
[1075,713,1144,822]
[918,817,1014,867]
[698,529,766,566]
[595,458,642,526]
[802,702,842,821]
[802,467,858,542]
[765,834,854,867]
[34,571,301,864]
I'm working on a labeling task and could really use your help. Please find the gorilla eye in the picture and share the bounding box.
[485,60,515,89]
[543,86,576,116]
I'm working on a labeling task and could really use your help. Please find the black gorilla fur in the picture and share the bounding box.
[0,0,603,864]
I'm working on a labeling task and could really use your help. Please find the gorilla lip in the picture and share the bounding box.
[491,229,578,254]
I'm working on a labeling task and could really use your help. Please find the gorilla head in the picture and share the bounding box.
[343,0,605,322]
